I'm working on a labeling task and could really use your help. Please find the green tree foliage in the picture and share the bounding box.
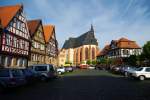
[65,61,72,65]
[99,58,107,64]
[92,60,97,65]
[107,58,115,65]
[86,60,92,65]
[127,55,137,66]
[143,41,150,60]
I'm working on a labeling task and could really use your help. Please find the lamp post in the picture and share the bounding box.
[0,19,3,34]
[0,19,3,68]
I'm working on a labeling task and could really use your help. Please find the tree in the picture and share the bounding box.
[65,61,72,65]
[143,41,150,60]
[99,58,107,65]
[86,60,92,65]
[92,60,97,65]
[107,58,115,65]
[127,55,137,66]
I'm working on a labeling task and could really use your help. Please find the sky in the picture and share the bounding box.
[0,0,150,49]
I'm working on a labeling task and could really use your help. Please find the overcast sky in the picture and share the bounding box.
[1,0,150,49]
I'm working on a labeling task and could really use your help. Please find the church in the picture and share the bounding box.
[58,25,99,66]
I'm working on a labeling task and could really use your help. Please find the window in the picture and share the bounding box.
[92,48,95,59]
[80,48,82,61]
[145,68,150,72]
[12,69,22,77]
[123,49,129,55]
[17,58,23,67]
[35,66,47,71]
[6,34,11,46]
[22,59,27,67]
[85,48,89,60]
[7,57,12,67]
[136,67,143,71]
[40,44,45,50]
[49,65,54,71]
[0,69,10,77]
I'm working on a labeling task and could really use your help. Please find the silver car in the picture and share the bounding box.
[29,64,57,81]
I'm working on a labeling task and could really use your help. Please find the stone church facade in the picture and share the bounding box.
[58,25,99,66]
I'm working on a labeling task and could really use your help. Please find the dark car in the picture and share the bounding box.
[0,68,26,89]
[111,67,121,74]
[20,68,40,84]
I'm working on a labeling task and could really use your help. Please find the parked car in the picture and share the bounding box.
[88,66,95,69]
[111,66,120,74]
[29,64,57,81]
[20,68,40,84]
[120,67,136,76]
[65,66,73,72]
[127,67,150,81]
[56,67,65,74]
[0,68,26,89]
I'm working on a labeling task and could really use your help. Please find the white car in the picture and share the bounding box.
[128,67,150,81]
[56,67,65,74]
[88,66,95,69]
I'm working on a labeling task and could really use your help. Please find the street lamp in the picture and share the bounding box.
[0,19,3,34]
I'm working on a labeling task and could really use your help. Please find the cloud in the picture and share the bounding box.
[1,0,150,49]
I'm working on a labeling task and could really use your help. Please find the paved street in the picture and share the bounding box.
[1,69,150,100]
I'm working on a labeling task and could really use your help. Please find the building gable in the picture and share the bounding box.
[6,6,30,40]
[34,24,45,43]
[0,4,21,28]
[43,25,55,43]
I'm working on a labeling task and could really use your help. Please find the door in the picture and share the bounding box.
[144,68,150,78]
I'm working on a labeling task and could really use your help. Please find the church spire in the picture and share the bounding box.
[90,24,94,32]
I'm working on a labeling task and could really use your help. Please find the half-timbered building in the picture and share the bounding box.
[43,25,58,66]
[27,19,46,65]
[0,4,30,68]
[97,37,142,63]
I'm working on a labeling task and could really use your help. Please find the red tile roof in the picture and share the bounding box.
[0,4,22,28]
[116,37,140,49]
[97,45,110,56]
[43,25,55,43]
[27,19,41,37]
[97,37,140,57]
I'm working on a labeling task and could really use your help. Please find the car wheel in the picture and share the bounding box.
[124,72,128,77]
[58,71,62,75]
[41,76,47,81]
[0,85,4,93]
[139,75,145,81]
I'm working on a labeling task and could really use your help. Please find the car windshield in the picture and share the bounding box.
[35,66,47,71]
[49,65,54,71]
[136,67,143,71]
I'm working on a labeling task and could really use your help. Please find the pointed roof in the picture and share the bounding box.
[62,25,98,49]
[43,25,55,43]
[98,45,110,56]
[0,4,22,28]
[27,19,41,37]
[90,24,94,32]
